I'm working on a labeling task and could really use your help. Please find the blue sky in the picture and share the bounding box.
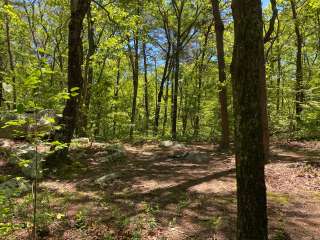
[263,0,270,8]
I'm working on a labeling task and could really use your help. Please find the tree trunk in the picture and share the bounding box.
[129,33,139,139]
[50,0,91,161]
[0,54,3,107]
[172,42,180,140]
[4,0,16,108]
[154,50,172,135]
[290,0,304,123]
[276,48,281,113]
[142,41,150,134]
[231,0,268,239]
[162,77,170,136]
[79,5,95,136]
[113,58,121,136]
[211,0,230,149]
[194,24,212,138]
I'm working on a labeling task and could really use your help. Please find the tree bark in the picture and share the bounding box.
[290,0,304,123]
[4,0,16,108]
[128,33,139,139]
[79,5,95,136]
[211,0,230,149]
[142,41,150,134]
[113,58,121,136]
[231,0,268,239]
[50,0,91,161]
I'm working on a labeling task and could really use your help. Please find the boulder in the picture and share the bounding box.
[0,177,31,197]
[72,138,90,145]
[0,109,59,139]
[185,151,209,162]
[8,145,44,179]
[95,173,120,186]
[159,140,174,148]
[93,143,127,163]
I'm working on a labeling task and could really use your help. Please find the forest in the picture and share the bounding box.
[0,0,319,239]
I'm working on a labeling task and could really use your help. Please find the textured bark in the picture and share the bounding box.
[0,54,3,107]
[49,0,91,161]
[231,0,268,239]
[290,0,304,123]
[128,33,139,139]
[142,41,150,134]
[162,77,169,136]
[193,24,212,138]
[79,5,95,136]
[113,58,121,136]
[211,0,230,148]
[154,49,172,135]
[4,0,16,108]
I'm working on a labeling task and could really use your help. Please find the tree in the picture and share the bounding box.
[211,0,230,148]
[231,0,268,239]
[50,0,91,161]
[290,0,304,123]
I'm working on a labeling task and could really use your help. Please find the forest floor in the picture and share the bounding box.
[1,140,320,240]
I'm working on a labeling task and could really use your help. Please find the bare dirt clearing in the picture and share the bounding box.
[2,140,320,240]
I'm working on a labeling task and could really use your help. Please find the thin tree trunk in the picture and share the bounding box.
[49,0,91,162]
[211,0,230,148]
[113,58,121,136]
[142,41,149,134]
[231,0,268,239]
[276,48,281,113]
[162,78,169,136]
[194,24,212,138]
[154,50,172,135]
[0,54,3,107]
[128,33,139,139]
[4,0,16,108]
[290,0,304,123]
[79,5,95,136]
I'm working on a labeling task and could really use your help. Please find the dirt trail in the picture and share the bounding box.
[3,141,320,240]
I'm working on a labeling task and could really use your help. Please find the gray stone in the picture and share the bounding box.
[0,109,59,139]
[159,140,174,148]
[95,173,120,185]
[0,178,31,197]
[185,151,209,162]
[8,146,44,179]
[94,143,126,163]
[72,138,90,145]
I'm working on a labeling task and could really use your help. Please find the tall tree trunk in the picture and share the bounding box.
[142,41,149,134]
[162,77,169,136]
[290,0,304,123]
[276,47,281,113]
[0,54,3,107]
[194,24,212,138]
[211,0,230,148]
[113,58,121,136]
[129,33,139,139]
[50,0,91,161]
[154,49,171,135]
[172,42,180,140]
[4,0,16,108]
[231,0,268,239]
[79,5,95,136]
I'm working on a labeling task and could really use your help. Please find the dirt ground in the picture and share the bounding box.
[2,140,320,240]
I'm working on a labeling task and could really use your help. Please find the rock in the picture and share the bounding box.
[72,138,90,145]
[0,178,31,197]
[8,145,44,179]
[93,143,127,163]
[0,109,59,139]
[95,173,120,185]
[185,151,209,162]
[159,140,174,148]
